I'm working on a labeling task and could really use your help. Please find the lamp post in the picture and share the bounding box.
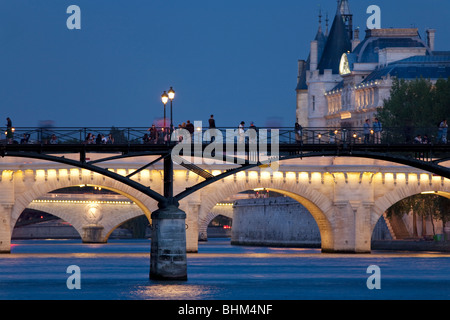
[168,87,175,134]
[161,91,169,129]
[161,91,169,143]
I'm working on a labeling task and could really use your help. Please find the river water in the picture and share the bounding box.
[0,238,449,300]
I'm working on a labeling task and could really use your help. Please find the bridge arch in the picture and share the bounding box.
[10,169,159,242]
[373,177,450,220]
[199,204,234,241]
[197,177,334,251]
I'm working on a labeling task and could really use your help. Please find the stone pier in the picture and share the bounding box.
[149,202,187,281]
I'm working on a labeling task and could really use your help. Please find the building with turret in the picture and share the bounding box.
[296,0,450,129]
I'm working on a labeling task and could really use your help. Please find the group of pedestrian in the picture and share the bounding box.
[237,120,258,143]
[437,119,448,144]
[84,132,114,144]
[144,118,199,144]
[413,134,430,144]
[363,118,382,144]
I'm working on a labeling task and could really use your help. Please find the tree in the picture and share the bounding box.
[387,194,450,238]
[376,77,450,143]
[386,194,419,237]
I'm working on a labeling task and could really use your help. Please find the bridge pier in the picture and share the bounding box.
[322,200,372,253]
[0,204,12,253]
[149,201,187,281]
[82,225,106,243]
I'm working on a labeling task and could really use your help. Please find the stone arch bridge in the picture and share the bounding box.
[1,153,449,255]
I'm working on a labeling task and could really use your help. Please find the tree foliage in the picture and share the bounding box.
[376,77,450,142]
[387,194,450,237]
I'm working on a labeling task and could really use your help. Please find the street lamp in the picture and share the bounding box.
[161,91,169,130]
[167,87,175,132]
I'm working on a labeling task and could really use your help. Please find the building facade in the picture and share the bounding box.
[296,0,450,129]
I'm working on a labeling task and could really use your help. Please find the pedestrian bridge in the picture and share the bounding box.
[1,153,449,254]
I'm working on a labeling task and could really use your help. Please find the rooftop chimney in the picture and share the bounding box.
[426,29,436,52]
[352,27,360,51]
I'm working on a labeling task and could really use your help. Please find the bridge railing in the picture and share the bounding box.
[0,126,447,145]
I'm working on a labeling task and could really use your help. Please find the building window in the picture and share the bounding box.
[312,96,316,112]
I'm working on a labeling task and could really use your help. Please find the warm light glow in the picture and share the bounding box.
[236,171,246,179]
[117,169,127,176]
[212,170,222,176]
[260,171,271,179]
[421,191,437,195]
[432,175,441,183]
[311,172,322,183]
[174,170,186,179]
[273,171,283,180]
[347,172,360,185]
[385,173,394,183]
[140,170,150,180]
[59,169,68,178]
[36,170,45,179]
[33,199,133,205]
[299,172,309,181]
[340,111,352,120]
[253,188,265,191]
[248,171,258,179]
[408,173,418,183]
[420,174,430,183]
[396,173,406,184]
[161,91,169,105]
[47,169,57,178]
[286,172,296,180]
[168,87,175,100]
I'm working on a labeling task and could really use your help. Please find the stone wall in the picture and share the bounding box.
[231,197,321,247]
[231,196,391,247]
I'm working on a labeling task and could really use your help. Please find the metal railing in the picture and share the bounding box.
[0,126,448,145]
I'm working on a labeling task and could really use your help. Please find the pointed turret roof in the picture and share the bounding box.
[315,10,327,62]
[296,11,328,91]
[317,6,352,74]
[338,0,351,16]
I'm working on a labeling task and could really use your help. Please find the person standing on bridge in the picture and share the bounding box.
[295,122,303,144]
[373,118,382,144]
[238,121,245,144]
[6,117,13,144]
[363,119,371,144]
[186,120,194,135]
[106,133,114,144]
[249,122,258,144]
[148,124,158,144]
[49,134,58,144]
[208,115,216,142]
[438,119,448,144]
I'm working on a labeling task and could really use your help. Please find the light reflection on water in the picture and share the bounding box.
[1,238,450,300]
[131,284,220,300]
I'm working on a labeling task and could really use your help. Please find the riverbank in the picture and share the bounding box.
[372,239,450,252]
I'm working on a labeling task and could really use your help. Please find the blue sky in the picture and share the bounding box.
[0,0,449,128]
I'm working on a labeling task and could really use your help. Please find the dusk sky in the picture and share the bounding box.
[1,0,449,129]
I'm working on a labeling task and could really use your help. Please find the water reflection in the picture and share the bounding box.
[2,239,450,300]
[131,284,219,300]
